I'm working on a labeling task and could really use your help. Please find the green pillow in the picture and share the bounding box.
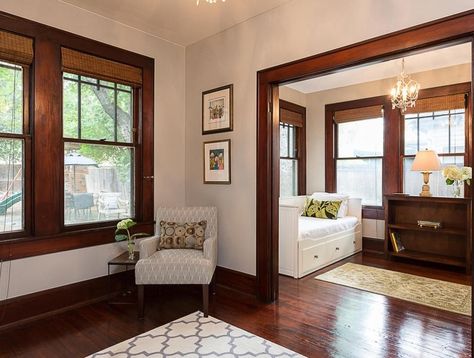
[302,198,341,220]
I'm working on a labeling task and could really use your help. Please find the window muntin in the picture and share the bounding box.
[0,61,25,233]
[336,117,384,206]
[280,123,297,197]
[403,108,466,196]
[63,72,135,226]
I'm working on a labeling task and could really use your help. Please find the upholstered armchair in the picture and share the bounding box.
[135,207,218,318]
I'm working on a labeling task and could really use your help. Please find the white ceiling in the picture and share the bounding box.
[285,43,472,94]
[60,0,292,46]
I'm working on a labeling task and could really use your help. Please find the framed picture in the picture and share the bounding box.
[203,139,231,184]
[202,84,233,134]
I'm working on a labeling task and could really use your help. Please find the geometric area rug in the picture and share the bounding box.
[315,263,471,316]
[88,311,305,357]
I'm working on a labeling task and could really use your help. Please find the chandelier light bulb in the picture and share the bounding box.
[197,0,226,5]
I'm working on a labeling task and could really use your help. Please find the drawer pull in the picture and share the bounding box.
[353,241,356,244]
[335,247,340,251]
[314,255,319,259]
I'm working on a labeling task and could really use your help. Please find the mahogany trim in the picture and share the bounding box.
[0,271,129,331]
[215,266,257,297]
[257,10,474,303]
[362,237,384,254]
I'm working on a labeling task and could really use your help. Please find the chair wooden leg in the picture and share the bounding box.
[138,285,145,319]
[211,272,217,295]
[202,284,209,317]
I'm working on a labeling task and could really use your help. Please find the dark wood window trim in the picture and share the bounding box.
[0,11,154,260]
[256,10,474,304]
[279,99,306,195]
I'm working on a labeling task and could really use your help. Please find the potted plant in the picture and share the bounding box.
[442,165,472,197]
[115,218,150,260]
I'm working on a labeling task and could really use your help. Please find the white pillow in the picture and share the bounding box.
[310,192,349,218]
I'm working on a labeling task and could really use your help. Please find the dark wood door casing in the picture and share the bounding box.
[257,10,474,303]
[0,11,155,260]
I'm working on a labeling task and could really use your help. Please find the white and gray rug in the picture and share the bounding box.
[89,311,305,357]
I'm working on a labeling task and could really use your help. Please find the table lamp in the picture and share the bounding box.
[411,149,441,197]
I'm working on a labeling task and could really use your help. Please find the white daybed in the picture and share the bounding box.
[279,194,362,278]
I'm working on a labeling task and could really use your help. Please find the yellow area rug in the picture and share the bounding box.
[315,263,471,316]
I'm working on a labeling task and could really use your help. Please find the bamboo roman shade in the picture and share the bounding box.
[404,94,466,114]
[0,30,33,65]
[334,105,383,124]
[61,48,142,85]
[280,108,304,127]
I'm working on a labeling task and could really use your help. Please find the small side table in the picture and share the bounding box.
[108,251,140,304]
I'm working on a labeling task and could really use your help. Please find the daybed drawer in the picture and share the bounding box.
[328,237,353,260]
[301,243,329,271]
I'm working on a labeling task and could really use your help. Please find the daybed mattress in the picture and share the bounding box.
[298,216,358,241]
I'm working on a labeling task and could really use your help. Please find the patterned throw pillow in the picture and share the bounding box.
[302,198,341,220]
[159,220,207,250]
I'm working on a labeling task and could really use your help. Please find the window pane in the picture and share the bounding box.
[403,156,464,197]
[117,90,133,143]
[0,62,22,134]
[338,118,383,157]
[0,139,23,233]
[64,142,134,225]
[280,124,288,157]
[450,111,465,153]
[63,73,133,143]
[337,158,382,206]
[288,125,296,157]
[280,159,297,197]
[419,115,449,153]
[63,78,79,138]
[404,116,418,155]
[81,83,115,141]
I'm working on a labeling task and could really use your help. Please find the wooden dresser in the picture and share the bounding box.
[384,195,472,273]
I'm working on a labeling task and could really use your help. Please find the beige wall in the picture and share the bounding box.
[185,0,474,275]
[0,0,186,299]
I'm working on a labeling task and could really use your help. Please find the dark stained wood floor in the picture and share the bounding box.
[0,253,471,358]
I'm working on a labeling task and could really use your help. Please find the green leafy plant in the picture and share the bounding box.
[114,218,150,243]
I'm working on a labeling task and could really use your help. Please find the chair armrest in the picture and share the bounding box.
[203,235,217,267]
[138,235,159,259]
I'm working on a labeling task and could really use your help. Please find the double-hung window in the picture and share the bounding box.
[334,105,384,206]
[0,31,32,235]
[279,101,306,197]
[62,48,141,226]
[402,93,467,197]
[280,123,298,197]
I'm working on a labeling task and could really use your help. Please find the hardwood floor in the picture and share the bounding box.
[0,253,471,358]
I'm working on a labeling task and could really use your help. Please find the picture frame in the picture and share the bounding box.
[203,139,231,184]
[202,84,233,134]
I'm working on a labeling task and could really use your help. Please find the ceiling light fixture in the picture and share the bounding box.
[390,58,420,113]
[196,0,226,5]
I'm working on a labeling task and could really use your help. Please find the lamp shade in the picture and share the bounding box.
[411,150,441,172]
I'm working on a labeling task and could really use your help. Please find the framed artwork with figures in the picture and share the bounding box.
[202,84,233,134]
[203,139,231,184]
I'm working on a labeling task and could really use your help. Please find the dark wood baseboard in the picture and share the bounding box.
[215,266,257,297]
[0,265,256,331]
[363,237,384,255]
[0,270,130,331]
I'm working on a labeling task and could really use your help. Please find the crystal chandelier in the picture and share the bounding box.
[196,0,226,4]
[390,59,420,112]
